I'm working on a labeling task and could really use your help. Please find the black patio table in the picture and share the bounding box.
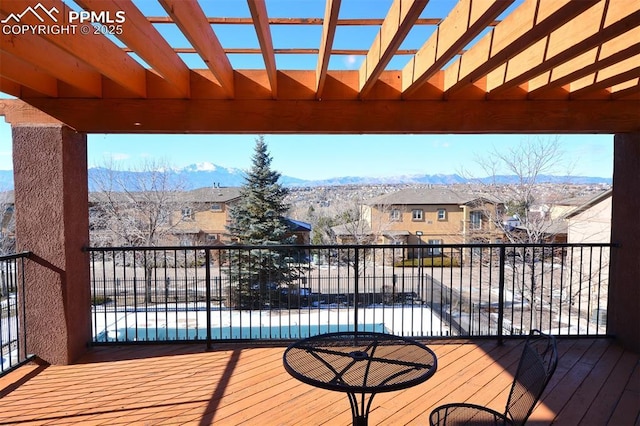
[282,331,437,426]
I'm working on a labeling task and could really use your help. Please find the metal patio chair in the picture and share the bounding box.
[429,330,558,426]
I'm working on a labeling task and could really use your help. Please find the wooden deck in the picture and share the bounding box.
[1,338,638,425]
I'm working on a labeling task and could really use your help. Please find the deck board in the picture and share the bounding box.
[0,338,638,425]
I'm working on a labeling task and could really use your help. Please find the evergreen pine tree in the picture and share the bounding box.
[226,135,292,244]
[225,136,297,308]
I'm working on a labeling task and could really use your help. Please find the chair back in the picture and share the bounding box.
[504,330,558,425]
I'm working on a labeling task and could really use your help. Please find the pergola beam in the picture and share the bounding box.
[316,0,341,98]
[0,99,62,125]
[0,52,58,97]
[358,0,427,98]
[569,56,640,98]
[443,0,599,96]
[76,0,190,98]
[402,0,513,98]
[0,29,102,97]
[487,2,640,97]
[159,0,235,98]
[247,0,278,98]
[0,0,146,97]
[19,97,639,134]
[528,36,640,99]
[611,79,640,99]
[0,78,21,98]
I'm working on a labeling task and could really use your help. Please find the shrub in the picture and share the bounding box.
[92,296,112,305]
[394,256,460,268]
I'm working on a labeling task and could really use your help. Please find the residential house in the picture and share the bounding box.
[171,186,311,245]
[89,186,311,247]
[566,189,612,244]
[565,189,612,328]
[505,191,611,244]
[171,186,242,246]
[334,187,504,251]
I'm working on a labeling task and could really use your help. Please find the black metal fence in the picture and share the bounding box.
[88,243,612,346]
[0,252,31,376]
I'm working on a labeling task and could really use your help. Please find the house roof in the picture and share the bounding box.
[365,187,487,206]
[564,188,613,219]
[178,187,242,203]
[1,1,638,134]
[284,218,312,232]
[88,186,242,204]
[331,222,372,237]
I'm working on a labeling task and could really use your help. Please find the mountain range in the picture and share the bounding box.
[0,162,612,191]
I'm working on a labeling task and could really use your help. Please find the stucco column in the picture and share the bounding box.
[610,132,640,353]
[12,124,90,364]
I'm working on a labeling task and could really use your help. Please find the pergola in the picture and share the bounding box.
[0,0,638,364]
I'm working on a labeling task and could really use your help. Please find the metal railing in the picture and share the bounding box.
[0,252,31,376]
[88,243,612,346]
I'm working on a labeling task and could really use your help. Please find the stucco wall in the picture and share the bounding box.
[13,125,90,364]
[610,133,640,353]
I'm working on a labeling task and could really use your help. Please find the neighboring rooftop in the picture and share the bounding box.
[365,187,487,206]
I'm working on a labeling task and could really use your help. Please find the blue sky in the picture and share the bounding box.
[0,0,613,180]
[0,120,614,179]
[84,133,616,179]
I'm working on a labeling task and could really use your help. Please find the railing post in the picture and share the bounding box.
[354,247,359,334]
[497,245,506,345]
[205,249,212,350]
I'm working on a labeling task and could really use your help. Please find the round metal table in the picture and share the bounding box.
[283,331,437,426]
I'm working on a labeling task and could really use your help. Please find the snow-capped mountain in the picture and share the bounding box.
[0,164,612,192]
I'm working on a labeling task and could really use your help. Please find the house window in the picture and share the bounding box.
[427,239,442,255]
[390,209,402,221]
[210,203,222,212]
[181,207,193,220]
[437,209,447,220]
[412,209,424,221]
[206,234,218,242]
[470,211,482,229]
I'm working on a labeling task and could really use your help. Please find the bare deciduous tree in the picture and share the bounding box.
[89,158,191,303]
[89,158,190,247]
[0,191,15,256]
[470,137,586,330]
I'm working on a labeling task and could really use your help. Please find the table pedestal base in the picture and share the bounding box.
[348,392,376,426]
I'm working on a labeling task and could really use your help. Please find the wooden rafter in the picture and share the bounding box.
[0,78,21,98]
[443,0,599,96]
[402,0,512,98]
[146,17,451,26]
[0,0,637,133]
[316,0,340,98]
[0,28,102,97]
[0,0,146,97]
[487,1,640,97]
[159,0,235,98]
[76,0,189,98]
[611,78,640,99]
[358,0,427,98]
[570,55,640,98]
[0,52,57,97]
[247,0,277,98]
[528,29,640,99]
